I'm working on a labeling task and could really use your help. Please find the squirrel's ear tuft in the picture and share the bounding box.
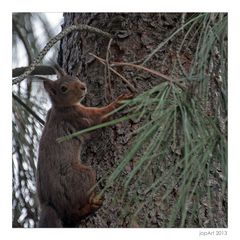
[54,64,67,78]
[43,79,56,96]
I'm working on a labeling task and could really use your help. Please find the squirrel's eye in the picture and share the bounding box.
[60,85,68,93]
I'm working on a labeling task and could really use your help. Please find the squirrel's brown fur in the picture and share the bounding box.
[37,66,131,227]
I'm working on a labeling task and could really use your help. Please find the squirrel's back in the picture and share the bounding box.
[37,106,89,206]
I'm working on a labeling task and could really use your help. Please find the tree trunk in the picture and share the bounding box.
[58,13,184,227]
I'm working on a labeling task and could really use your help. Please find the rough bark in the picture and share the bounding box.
[58,12,185,227]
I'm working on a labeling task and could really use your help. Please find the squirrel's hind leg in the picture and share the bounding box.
[76,192,103,219]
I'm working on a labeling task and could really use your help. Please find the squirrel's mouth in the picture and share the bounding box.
[79,91,86,101]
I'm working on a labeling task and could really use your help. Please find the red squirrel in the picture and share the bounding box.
[36,66,131,227]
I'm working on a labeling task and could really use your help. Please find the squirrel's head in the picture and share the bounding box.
[42,66,87,107]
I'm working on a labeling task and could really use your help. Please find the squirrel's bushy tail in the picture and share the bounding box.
[38,204,62,228]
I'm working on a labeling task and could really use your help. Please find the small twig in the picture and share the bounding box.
[111,62,186,90]
[104,38,113,101]
[89,53,137,93]
[12,93,45,126]
[12,24,112,85]
[90,53,186,90]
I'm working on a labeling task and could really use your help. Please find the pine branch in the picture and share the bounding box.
[12,24,112,85]
[12,93,45,125]
[12,65,56,77]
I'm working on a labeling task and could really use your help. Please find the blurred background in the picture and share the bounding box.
[12,13,62,227]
